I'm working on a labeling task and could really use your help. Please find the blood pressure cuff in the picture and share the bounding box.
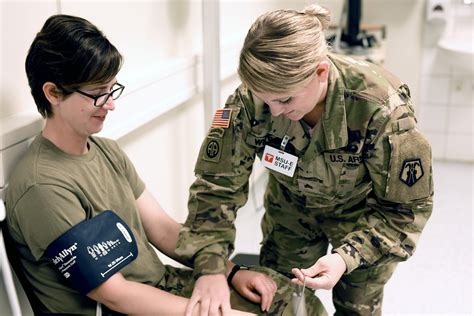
[45,210,138,294]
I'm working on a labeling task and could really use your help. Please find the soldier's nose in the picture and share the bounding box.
[269,104,285,116]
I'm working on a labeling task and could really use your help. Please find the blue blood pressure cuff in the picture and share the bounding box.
[45,210,138,294]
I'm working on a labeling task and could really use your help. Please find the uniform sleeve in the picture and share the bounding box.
[334,101,434,273]
[9,184,86,261]
[175,91,257,276]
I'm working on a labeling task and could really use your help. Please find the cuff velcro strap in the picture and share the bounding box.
[45,210,138,294]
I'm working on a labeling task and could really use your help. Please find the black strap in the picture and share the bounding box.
[227,264,242,286]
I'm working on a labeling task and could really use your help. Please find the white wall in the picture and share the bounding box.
[0,0,58,118]
[418,0,473,162]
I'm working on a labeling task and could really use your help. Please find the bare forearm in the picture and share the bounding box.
[148,220,193,267]
[89,274,195,315]
[89,273,253,315]
[136,189,193,267]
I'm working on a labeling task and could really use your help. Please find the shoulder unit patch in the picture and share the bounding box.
[399,158,424,187]
[203,137,222,162]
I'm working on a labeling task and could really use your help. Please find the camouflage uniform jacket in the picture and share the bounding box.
[176,53,434,277]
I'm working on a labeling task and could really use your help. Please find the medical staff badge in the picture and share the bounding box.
[399,158,424,187]
[211,108,232,128]
[261,145,298,177]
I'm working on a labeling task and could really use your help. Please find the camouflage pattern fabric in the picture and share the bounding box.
[158,265,327,315]
[176,53,434,315]
[260,207,397,315]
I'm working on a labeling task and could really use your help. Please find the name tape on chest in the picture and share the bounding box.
[324,152,362,164]
[261,145,298,177]
[45,210,138,294]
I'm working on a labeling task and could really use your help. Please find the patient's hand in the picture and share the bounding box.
[185,274,231,316]
[231,270,277,313]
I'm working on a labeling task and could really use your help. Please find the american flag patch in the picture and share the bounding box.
[211,108,232,128]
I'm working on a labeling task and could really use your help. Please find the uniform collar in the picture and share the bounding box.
[272,115,310,153]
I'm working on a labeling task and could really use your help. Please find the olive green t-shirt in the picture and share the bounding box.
[5,134,165,314]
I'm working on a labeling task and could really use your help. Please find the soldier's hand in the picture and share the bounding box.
[185,274,231,316]
[231,270,277,312]
[290,253,346,290]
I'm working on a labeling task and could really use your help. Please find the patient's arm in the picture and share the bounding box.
[88,273,194,315]
[88,272,254,315]
[135,188,192,266]
[135,189,276,314]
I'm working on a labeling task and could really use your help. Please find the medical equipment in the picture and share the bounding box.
[46,210,138,294]
[328,0,386,65]
[291,276,308,316]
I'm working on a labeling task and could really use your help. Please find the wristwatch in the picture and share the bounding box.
[227,264,250,286]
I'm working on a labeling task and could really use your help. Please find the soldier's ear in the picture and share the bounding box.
[43,82,62,106]
[315,61,329,83]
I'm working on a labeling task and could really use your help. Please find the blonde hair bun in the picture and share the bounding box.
[238,5,330,93]
[303,4,331,31]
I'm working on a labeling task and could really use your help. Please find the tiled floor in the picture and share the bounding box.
[233,160,473,315]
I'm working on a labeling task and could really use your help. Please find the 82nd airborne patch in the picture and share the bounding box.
[203,137,222,163]
[399,158,424,187]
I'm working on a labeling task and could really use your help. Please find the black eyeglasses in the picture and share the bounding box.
[75,83,125,107]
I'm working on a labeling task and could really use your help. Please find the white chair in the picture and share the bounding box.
[1,200,22,316]
[0,114,43,315]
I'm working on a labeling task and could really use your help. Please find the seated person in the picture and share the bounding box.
[4,14,326,315]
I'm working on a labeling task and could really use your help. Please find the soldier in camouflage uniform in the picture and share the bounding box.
[177,4,433,316]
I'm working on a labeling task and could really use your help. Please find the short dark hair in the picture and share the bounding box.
[25,15,123,118]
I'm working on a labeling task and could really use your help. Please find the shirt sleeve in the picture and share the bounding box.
[101,138,145,200]
[176,91,257,276]
[118,146,145,200]
[334,100,434,273]
[10,184,86,261]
